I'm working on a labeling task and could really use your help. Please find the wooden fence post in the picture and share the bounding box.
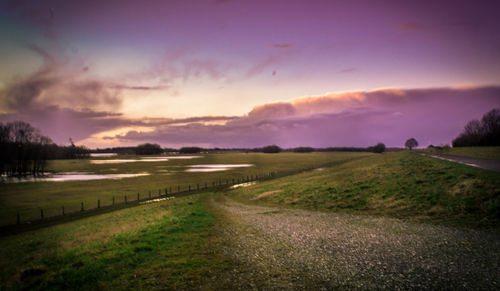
[137,193,140,201]
[188,185,191,191]
[40,208,44,219]
[81,202,84,211]
[62,206,65,215]
[165,187,168,195]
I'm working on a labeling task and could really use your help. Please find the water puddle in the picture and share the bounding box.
[186,164,254,172]
[90,156,201,164]
[230,181,257,189]
[90,153,118,157]
[1,172,149,183]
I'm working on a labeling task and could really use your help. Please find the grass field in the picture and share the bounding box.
[419,146,500,159]
[0,193,234,290]
[229,151,500,228]
[1,151,499,289]
[0,152,369,226]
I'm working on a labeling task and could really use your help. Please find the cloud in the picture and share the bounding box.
[270,44,292,49]
[107,86,500,148]
[0,45,123,113]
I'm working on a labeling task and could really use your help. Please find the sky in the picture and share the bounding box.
[0,0,499,148]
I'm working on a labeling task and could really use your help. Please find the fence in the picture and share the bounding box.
[1,158,352,235]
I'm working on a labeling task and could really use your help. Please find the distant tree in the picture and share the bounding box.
[453,108,500,147]
[368,142,386,153]
[405,138,418,150]
[262,145,282,153]
[179,147,203,154]
[135,143,163,155]
[292,147,314,153]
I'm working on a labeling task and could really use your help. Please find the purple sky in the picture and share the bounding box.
[1,0,499,148]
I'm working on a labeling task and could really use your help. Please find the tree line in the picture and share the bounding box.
[452,108,500,147]
[0,121,89,176]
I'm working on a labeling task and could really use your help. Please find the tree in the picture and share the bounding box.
[368,142,386,153]
[179,147,203,154]
[452,108,500,147]
[405,138,418,150]
[135,143,163,155]
[262,145,282,153]
[292,147,314,153]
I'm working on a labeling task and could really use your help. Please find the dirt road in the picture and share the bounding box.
[417,152,500,172]
[210,196,500,290]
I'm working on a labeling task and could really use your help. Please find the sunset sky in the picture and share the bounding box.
[1,0,499,148]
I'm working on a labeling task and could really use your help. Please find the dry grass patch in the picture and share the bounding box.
[251,190,283,200]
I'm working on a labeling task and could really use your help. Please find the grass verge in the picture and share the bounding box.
[0,193,233,290]
[418,146,500,159]
[229,152,500,229]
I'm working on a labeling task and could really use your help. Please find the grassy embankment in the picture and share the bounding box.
[0,152,369,226]
[418,146,500,160]
[229,151,500,229]
[0,194,234,290]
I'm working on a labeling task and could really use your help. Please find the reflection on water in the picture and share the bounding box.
[186,164,254,172]
[90,153,118,157]
[90,156,201,164]
[230,181,257,189]
[2,172,149,183]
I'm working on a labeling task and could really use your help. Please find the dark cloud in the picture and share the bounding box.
[0,45,123,113]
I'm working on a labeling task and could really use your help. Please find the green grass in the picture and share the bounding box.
[0,193,233,290]
[229,152,500,229]
[419,146,500,159]
[0,152,369,226]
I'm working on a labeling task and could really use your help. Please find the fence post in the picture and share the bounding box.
[112,196,115,206]
[98,199,100,208]
[137,193,140,201]
[188,185,191,191]
[197,184,199,190]
[40,208,44,219]
[81,202,84,212]
[17,212,20,225]
[125,195,127,204]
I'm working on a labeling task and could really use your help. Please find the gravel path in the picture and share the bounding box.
[210,197,500,290]
[417,152,500,172]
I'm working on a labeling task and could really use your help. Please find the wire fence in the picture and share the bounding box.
[1,159,351,235]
